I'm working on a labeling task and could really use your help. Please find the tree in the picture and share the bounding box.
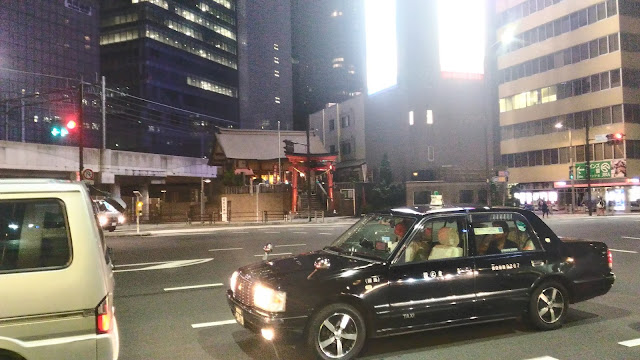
[379,153,393,185]
[363,153,405,212]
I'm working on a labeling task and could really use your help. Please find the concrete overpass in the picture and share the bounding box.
[0,140,217,215]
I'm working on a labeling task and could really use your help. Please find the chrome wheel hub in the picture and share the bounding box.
[317,312,358,359]
[537,287,565,324]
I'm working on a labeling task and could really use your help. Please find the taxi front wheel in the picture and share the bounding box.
[307,303,366,360]
[528,280,568,331]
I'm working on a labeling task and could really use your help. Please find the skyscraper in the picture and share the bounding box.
[100,0,239,156]
[291,0,365,130]
[237,0,293,130]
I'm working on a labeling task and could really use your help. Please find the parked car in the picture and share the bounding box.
[0,179,119,360]
[94,199,125,232]
[227,206,614,360]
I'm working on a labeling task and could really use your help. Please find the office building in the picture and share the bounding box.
[100,0,239,156]
[237,0,293,130]
[497,0,640,210]
[291,0,365,130]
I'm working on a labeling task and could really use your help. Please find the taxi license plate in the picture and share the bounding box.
[234,306,244,326]
[111,222,117,226]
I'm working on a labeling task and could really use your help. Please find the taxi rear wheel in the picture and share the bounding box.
[528,280,568,331]
[307,303,366,360]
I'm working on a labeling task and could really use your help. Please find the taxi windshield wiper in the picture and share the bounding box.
[323,245,344,254]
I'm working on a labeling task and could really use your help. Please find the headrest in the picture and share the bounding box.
[437,227,458,247]
[394,222,408,237]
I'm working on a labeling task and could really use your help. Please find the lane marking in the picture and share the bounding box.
[276,243,306,247]
[254,252,292,257]
[610,249,638,254]
[619,338,640,347]
[523,357,559,360]
[164,283,223,292]
[208,247,243,252]
[292,231,307,234]
[622,236,640,240]
[318,232,332,235]
[192,319,236,328]
[264,231,281,234]
[232,231,250,234]
[114,258,213,273]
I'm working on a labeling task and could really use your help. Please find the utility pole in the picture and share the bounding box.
[78,77,84,176]
[307,117,311,222]
[585,118,592,216]
[278,120,281,183]
[101,76,106,150]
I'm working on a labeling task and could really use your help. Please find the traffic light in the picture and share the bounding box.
[283,140,294,154]
[50,123,69,137]
[606,133,624,145]
[569,165,574,180]
[136,201,143,216]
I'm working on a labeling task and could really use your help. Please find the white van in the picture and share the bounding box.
[0,179,119,360]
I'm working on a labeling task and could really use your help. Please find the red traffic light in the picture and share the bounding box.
[66,120,77,130]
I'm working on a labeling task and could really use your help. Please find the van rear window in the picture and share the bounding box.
[0,199,72,272]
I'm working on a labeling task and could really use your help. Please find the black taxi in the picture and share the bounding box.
[227,207,615,360]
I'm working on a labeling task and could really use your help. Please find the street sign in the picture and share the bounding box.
[498,170,509,177]
[81,168,94,180]
[594,134,608,142]
[575,160,612,180]
[492,176,507,183]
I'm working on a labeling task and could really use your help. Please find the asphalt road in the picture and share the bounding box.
[106,215,640,360]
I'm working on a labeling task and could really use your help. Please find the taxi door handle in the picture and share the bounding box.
[531,260,546,266]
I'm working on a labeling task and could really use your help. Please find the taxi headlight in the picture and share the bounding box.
[253,283,286,312]
[98,215,108,226]
[117,215,125,224]
[230,271,239,294]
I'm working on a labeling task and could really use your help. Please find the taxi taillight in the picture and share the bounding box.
[607,249,613,269]
[96,294,113,334]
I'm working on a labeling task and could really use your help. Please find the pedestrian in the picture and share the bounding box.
[597,197,605,216]
[541,201,549,218]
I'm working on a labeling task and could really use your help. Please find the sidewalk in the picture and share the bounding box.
[105,215,358,237]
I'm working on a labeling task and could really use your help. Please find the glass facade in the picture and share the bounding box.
[100,0,239,156]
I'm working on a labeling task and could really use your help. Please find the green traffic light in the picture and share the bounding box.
[51,127,68,137]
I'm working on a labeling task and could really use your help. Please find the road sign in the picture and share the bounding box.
[82,168,94,180]
[498,170,509,177]
[594,134,608,142]
[575,160,612,180]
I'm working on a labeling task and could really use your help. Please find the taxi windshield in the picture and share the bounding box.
[325,214,416,261]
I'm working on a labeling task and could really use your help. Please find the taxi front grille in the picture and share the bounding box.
[234,275,254,307]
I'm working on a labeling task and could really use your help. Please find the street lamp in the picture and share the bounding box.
[200,178,211,220]
[555,122,576,214]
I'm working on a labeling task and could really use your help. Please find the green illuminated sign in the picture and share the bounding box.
[575,161,612,180]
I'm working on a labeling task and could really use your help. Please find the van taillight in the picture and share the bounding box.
[96,294,113,334]
[607,249,613,269]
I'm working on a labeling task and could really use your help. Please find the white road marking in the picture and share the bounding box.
[208,247,243,252]
[192,319,237,328]
[254,252,292,257]
[523,357,559,360]
[114,258,213,273]
[622,236,640,240]
[318,232,332,235]
[619,338,640,347]
[264,231,281,234]
[292,231,307,234]
[154,232,216,237]
[609,249,638,254]
[276,243,306,247]
[164,283,224,292]
[232,231,250,234]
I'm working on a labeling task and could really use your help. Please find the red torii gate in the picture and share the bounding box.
[286,153,337,213]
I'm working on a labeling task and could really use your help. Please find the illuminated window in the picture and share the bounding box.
[101,13,139,27]
[196,2,235,24]
[526,90,539,106]
[426,109,433,124]
[331,10,343,17]
[132,0,168,10]
[100,29,139,45]
[186,76,238,97]
[174,6,237,41]
[409,110,414,125]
